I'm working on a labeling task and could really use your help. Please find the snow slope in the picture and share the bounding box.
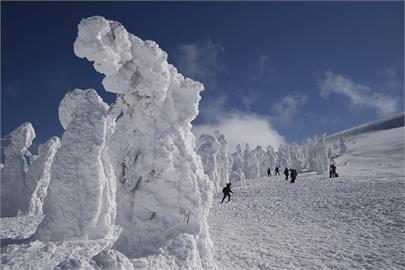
[209,124,405,269]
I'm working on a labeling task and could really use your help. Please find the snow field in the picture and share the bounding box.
[209,173,405,270]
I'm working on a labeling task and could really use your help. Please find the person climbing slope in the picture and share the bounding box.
[221,183,233,203]
[275,166,280,175]
[290,169,297,183]
[284,167,289,180]
[267,167,271,177]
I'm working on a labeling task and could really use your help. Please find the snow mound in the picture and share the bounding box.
[74,16,216,269]
[1,227,120,270]
[1,122,36,217]
[34,89,117,242]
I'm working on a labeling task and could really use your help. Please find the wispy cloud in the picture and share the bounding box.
[193,110,285,152]
[236,88,258,109]
[271,94,308,124]
[174,39,225,86]
[319,70,399,116]
[248,54,274,82]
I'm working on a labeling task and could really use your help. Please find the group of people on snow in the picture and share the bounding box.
[221,164,340,203]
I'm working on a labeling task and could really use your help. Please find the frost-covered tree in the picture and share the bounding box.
[35,89,118,242]
[215,131,232,188]
[230,144,244,183]
[1,122,36,217]
[25,137,61,216]
[243,143,260,179]
[196,134,220,191]
[263,145,277,174]
[288,143,304,172]
[73,16,216,268]
[277,144,291,170]
[307,135,330,175]
[252,146,265,177]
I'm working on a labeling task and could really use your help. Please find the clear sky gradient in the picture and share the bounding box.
[2,2,404,151]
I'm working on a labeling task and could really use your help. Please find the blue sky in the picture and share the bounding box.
[2,2,404,151]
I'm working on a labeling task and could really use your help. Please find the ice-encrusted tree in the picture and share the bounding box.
[306,135,330,175]
[35,89,118,241]
[288,143,305,172]
[1,122,36,217]
[277,144,291,170]
[229,144,246,185]
[196,134,220,192]
[25,136,61,215]
[243,143,260,179]
[263,145,277,174]
[215,130,232,188]
[74,16,216,268]
[252,145,265,177]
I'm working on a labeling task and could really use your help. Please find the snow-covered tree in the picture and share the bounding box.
[73,16,216,268]
[252,145,265,177]
[243,143,260,179]
[196,134,220,191]
[215,131,232,188]
[277,144,291,170]
[35,89,118,242]
[1,122,36,217]
[25,136,61,216]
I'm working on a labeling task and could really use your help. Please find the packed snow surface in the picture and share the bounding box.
[209,126,405,269]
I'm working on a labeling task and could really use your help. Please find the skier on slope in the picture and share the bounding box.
[267,168,271,177]
[221,183,233,203]
[275,166,280,175]
[284,167,289,180]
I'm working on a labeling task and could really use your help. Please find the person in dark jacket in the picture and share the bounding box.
[329,164,334,178]
[267,168,271,177]
[284,167,289,180]
[275,167,280,175]
[221,183,233,203]
[290,169,297,183]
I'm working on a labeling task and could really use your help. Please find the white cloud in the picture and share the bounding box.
[175,39,224,86]
[271,94,308,124]
[193,111,285,152]
[319,71,399,116]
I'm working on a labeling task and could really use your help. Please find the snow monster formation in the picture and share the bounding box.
[214,131,232,188]
[196,134,220,192]
[252,145,265,177]
[243,143,260,179]
[74,16,216,268]
[229,144,245,183]
[25,136,61,215]
[35,89,118,241]
[1,122,36,217]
